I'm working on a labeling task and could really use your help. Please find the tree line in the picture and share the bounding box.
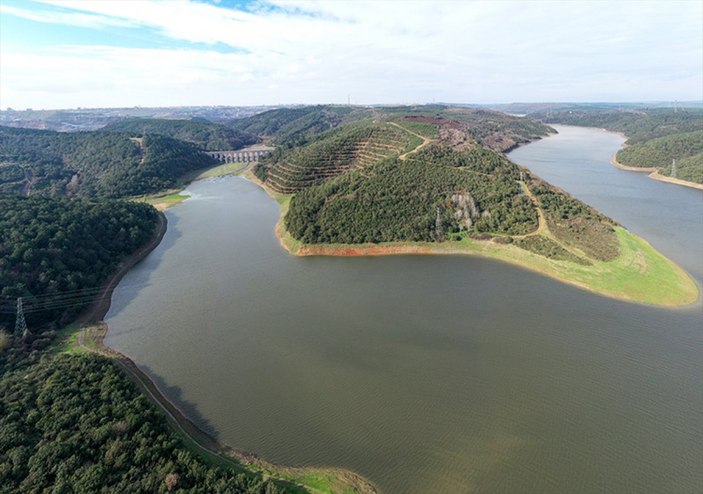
[285,144,538,244]
[102,118,259,151]
[0,126,216,198]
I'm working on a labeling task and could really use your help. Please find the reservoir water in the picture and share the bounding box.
[107,126,703,493]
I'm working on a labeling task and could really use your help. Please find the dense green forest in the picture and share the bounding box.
[0,194,299,493]
[229,106,363,145]
[662,153,703,184]
[285,144,538,243]
[529,108,703,184]
[0,196,159,329]
[102,118,259,151]
[0,127,215,197]
[616,130,703,183]
[0,350,287,493]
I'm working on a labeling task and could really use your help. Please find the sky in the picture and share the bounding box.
[0,0,701,110]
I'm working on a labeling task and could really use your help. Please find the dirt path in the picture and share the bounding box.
[510,181,591,260]
[389,122,434,160]
[512,181,547,239]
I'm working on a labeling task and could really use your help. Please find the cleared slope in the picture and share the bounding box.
[254,121,422,193]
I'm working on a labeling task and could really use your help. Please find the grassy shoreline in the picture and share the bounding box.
[134,161,251,210]
[244,170,698,307]
[58,170,379,494]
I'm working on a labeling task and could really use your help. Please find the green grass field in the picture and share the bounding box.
[278,221,697,307]
[392,120,440,139]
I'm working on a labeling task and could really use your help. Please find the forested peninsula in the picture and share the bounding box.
[0,106,697,494]
[248,106,697,306]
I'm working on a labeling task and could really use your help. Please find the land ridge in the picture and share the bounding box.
[245,170,697,307]
[610,152,703,191]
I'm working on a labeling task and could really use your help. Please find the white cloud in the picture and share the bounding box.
[1,0,701,109]
[0,3,137,28]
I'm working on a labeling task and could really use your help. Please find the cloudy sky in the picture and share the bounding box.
[1,0,701,109]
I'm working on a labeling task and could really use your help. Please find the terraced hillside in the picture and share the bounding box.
[254,121,422,193]
[284,144,541,243]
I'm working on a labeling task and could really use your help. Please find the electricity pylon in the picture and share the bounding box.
[14,297,28,340]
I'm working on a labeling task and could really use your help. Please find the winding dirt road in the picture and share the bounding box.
[390,121,435,160]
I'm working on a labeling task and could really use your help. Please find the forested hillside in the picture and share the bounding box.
[229,105,364,145]
[285,144,538,243]
[616,130,703,183]
[103,118,259,151]
[0,196,159,329]
[0,127,215,197]
[529,108,703,143]
[0,351,288,494]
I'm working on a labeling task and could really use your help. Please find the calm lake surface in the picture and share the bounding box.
[107,126,703,493]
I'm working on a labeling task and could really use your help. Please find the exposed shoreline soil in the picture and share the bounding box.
[243,170,698,308]
[73,183,377,494]
[610,153,703,191]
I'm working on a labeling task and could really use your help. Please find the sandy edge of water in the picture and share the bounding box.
[77,210,378,494]
[543,124,703,191]
[610,154,703,191]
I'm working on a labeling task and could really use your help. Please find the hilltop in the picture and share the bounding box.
[245,106,696,306]
[102,117,259,151]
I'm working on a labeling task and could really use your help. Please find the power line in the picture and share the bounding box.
[14,297,28,338]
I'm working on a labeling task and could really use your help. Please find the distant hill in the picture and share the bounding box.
[530,108,703,143]
[228,105,367,144]
[0,106,278,131]
[0,126,215,198]
[252,106,554,193]
[102,118,259,151]
[234,105,554,152]
[529,108,703,184]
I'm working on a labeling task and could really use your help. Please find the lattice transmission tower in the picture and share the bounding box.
[14,297,28,340]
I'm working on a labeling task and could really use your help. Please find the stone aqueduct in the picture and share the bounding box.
[206,145,275,163]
